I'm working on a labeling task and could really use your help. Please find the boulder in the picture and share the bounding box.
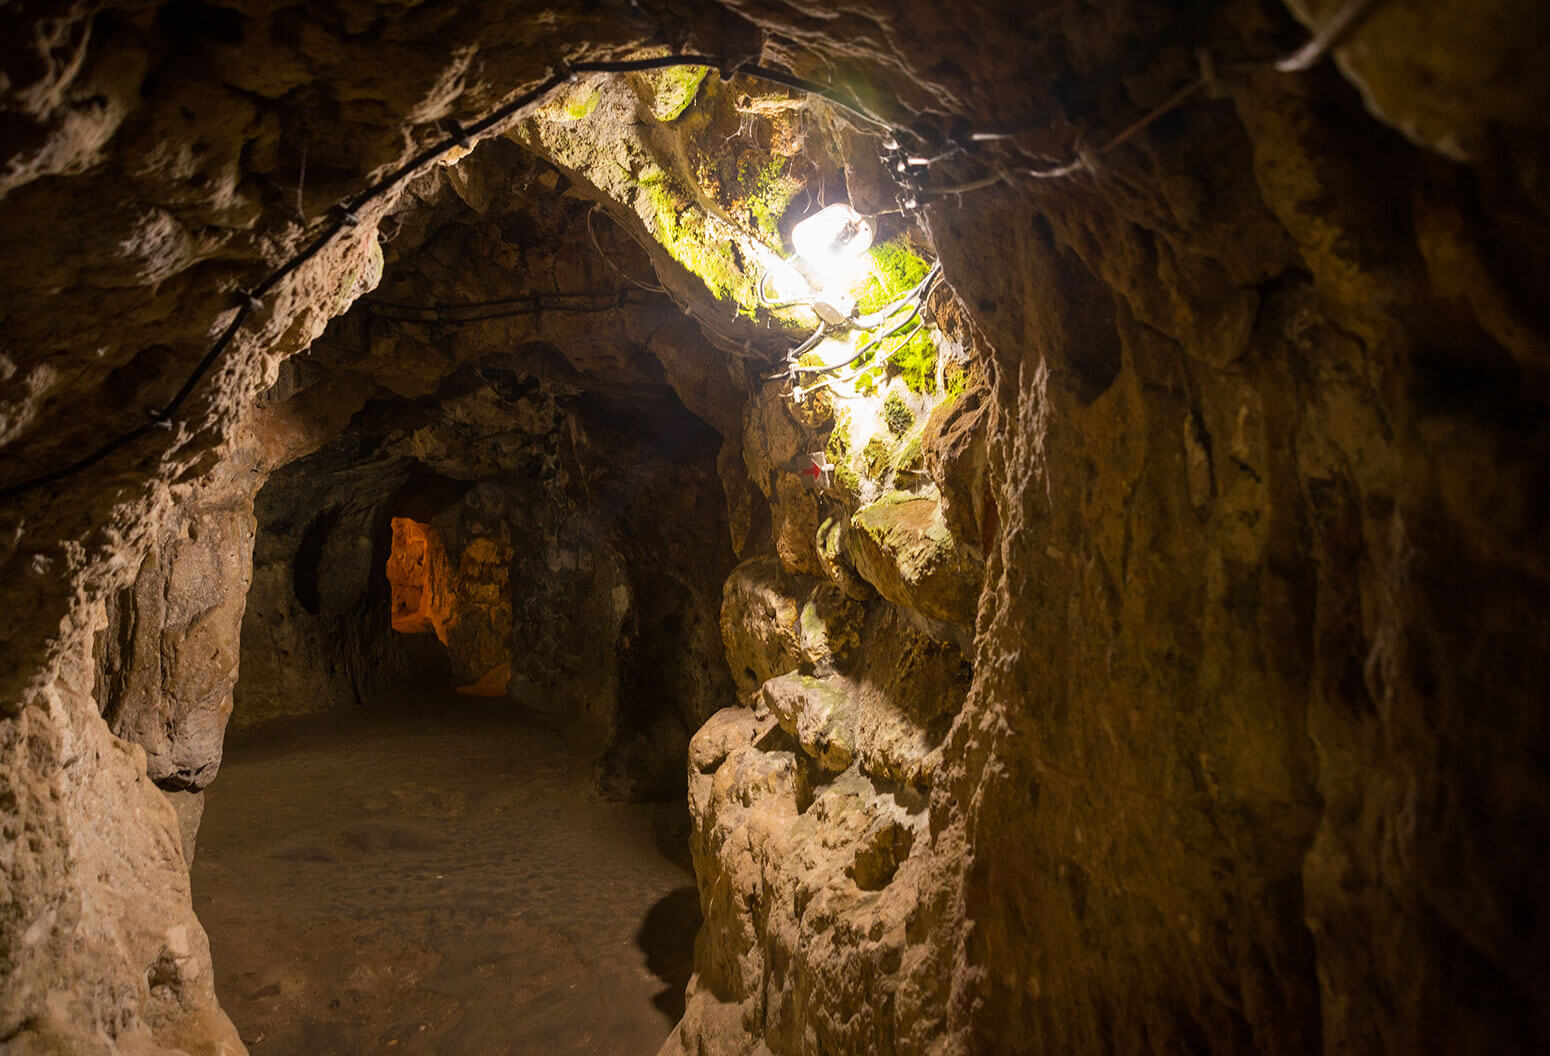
[846,492,981,625]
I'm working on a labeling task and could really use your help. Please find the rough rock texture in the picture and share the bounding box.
[4,613,243,1054]
[2,2,1548,1055]
[96,491,256,792]
[921,5,1550,1053]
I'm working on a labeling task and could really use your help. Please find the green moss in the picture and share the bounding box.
[647,65,708,121]
[800,600,825,640]
[854,364,885,398]
[825,420,862,497]
[563,87,601,121]
[887,326,938,394]
[856,241,930,313]
[825,420,850,463]
[738,156,797,245]
[943,360,971,400]
[639,172,755,308]
[862,434,893,479]
[832,462,862,498]
[894,433,924,474]
[882,391,913,435]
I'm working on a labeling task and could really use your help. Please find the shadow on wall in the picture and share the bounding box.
[636,885,701,1021]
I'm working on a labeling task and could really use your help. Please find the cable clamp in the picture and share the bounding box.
[554,57,578,83]
[235,289,264,313]
[443,119,471,148]
[331,204,360,227]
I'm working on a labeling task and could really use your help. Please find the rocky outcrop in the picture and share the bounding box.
[847,490,979,626]
[6,611,243,1055]
[675,604,969,1054]
[96,493,256,793]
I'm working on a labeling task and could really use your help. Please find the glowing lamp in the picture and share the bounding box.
[791,203,874,291]
[759,202,874,325]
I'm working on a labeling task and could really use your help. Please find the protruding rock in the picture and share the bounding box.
[796,583,866,669]
[720,557,804,698]
[761,672,856,772]
[847,491,980,625]
[98,497,257,792]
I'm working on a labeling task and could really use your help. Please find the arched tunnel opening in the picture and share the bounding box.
[169,66,975,1051]
[5,3,1550,1056]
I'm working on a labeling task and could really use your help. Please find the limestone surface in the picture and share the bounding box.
[1,2,1547,1055]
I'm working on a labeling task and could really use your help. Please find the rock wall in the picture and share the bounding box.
[1,1,1547,1054]
[922,5,1550,1053]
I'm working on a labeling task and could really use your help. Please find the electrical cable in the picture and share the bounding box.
[1275,0,1387,72]
[0,54,884,503]
[365,289,659,314]
[783,264,940,380]
[756,269,818,310]
[585,205,669,293]
[849,261,942,330]
[0,3,1390,502]
[902,0,1392,201]
[360,289,662,325]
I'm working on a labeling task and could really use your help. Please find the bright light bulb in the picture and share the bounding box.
[791,203,873,291]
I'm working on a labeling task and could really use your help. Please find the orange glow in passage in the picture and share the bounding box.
[387,517,452,643]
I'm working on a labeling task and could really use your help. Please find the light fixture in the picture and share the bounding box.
[769,202,874,325]
[791,203,873,285]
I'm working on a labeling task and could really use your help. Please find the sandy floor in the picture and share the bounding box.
[193,700,699,1056]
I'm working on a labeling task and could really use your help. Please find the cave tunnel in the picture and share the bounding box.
[3,2,1550,1055]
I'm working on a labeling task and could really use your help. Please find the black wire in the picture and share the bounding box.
[363,291,661,324]
[0,6,1324,502]
[363,289,657,313]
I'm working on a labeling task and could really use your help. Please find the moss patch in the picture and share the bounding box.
[856,241,930,313]
[562,86,601,121]
[736,154,798,245]
[852,242,937,391]
[862,433,893,479]
[887,327,938,394]
[646,65,708,121]
[638,170,755,310]
[943,359,971,399]
[882,391,913,434]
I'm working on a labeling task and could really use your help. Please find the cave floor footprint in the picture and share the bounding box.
[192,698,698,1056]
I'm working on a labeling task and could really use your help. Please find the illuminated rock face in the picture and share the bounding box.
[3,2,1549,1055]
[387,517,452,640]
[387,516,512,694]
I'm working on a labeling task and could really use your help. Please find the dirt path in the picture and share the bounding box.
[192,700,698,1056]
